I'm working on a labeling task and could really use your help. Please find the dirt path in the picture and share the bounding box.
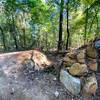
[0,51,99,100]
[0,51,80,100]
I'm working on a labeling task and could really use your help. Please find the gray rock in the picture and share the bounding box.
[60,69,81,95]
[54,91,59,97]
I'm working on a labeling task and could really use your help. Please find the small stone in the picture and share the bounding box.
[54,91,59,97]
[53,77,57,81]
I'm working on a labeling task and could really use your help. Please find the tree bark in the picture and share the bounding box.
[12,14,19,50]
[89,14,96,33]
[58,0,64,51]
[66,0,70,50]
[0,26,6,50]
[84,8,88,45]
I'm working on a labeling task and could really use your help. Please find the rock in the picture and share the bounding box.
[88,62,97,71]
[77,51,85,59]
[63,56,76,67]
[60,69,81,95]
[86,58,97,71]
[81,64,88,74]
[82,74,98,97]
[67,52,76,59]
[54,91,59,97]
[77,58,85,64]
[86,46,97,58]
[53,77,57,81]
[68,63,88,76]
[32,50,52,70]
[94,40,100,49]
[77,51,85,63]
[63,56,70,62]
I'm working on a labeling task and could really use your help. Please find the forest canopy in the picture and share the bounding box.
[0,0,100,52]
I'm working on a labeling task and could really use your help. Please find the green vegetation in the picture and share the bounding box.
[0,0,100,52]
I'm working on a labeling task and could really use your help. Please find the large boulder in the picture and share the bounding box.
[68,63,88,76]
[60,69,81,95]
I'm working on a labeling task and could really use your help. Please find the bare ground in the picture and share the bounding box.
[0,51,99,100]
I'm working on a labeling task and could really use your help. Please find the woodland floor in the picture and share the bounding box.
[0,51,100,100]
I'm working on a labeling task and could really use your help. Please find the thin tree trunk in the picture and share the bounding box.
[22,28,26,48]
[84,8,88,44]
[58,0,64,51]
[0,26,6,50]
[12,14,18,50]
[89,12,97,33]
[45,32,48,51]
[66,0,70,50]
[23,12,26,48]
[96,12,99,34]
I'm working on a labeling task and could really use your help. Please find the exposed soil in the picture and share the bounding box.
[0,51,99,100]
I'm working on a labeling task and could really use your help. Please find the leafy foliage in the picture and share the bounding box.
[0,0,99,51]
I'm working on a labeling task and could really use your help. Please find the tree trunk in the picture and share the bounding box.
[22,28,26,48]
[12,14,18,50]
[96,12,99,34]
[58,0,64,51]
[66,0,70,50]
[0,26,6,50]
[45,32,48,51]
[84,8,88,45]
[89,13,96,34]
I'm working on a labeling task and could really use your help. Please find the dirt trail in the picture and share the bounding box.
[0,51,99,100]
[0,51,78,100]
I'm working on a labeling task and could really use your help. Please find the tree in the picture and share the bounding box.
[58,0,64,51]
[65,0,70,50]
[0,26,6,50]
